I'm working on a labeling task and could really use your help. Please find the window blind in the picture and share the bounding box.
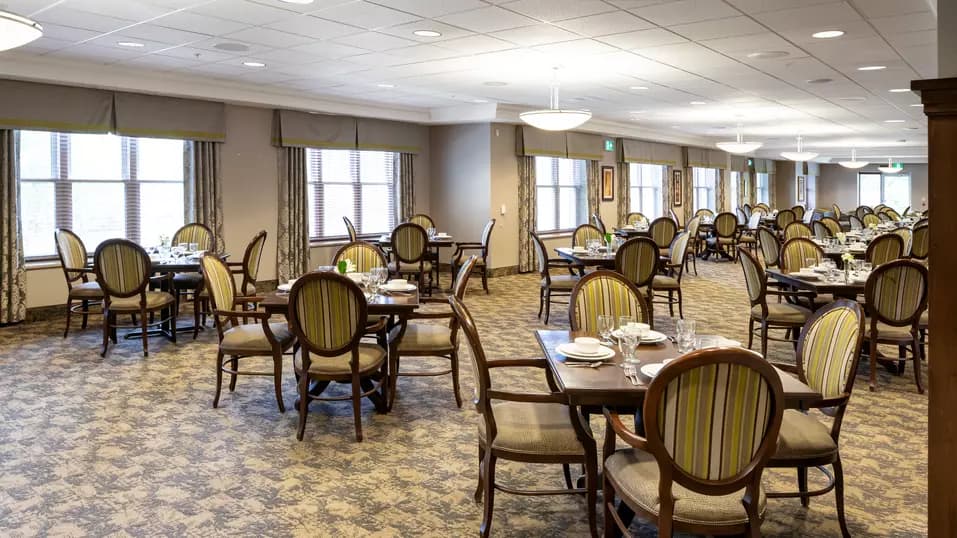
[306,148,396,240]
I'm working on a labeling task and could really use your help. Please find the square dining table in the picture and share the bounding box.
[554,247,617,270]
[766,268,865,301]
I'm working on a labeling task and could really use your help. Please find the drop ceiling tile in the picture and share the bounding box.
[870,11,936,35]
[49,43,143,63]
[222,27,314,49]
[153,12,248,36]
[189,37,275,55]
[88,34,178,51]
[253,0,354,12]
[345,51,407,67]
[183,62,251,77]
[668,16,766,41]
[364,0,487,17]
[377,20,475,43]
[288,41,370,59]
[17,37,74,53]
[807,36,900,67]
[700,32,802,55]
[636,42,739,71]
[265,15,364,39]
[69,0,173,21]
[491,24,580,46]
[436,6,538,33]
[121,24,210,45]
[533,39,619,59]
[273,59,369,76]
[499,0,617,22]
[156,46,234,63]
[249,47,327,65]
[722,0,840,13]
[553,11,655,37]
[389,44,459,62]
[436,34,514,54]
[190,0,298,25]
[629,0,738,26]
[313,1,420,29]
[332,31,417,51]
[34,7,135,33]
[35,23,102,43]
[852,0,930,19]
[776,20,879,47]
[884,29,936,49]
[595,28,688,49]
[754,2,863,32]
[0,0,61,16]
[121,53,202,70]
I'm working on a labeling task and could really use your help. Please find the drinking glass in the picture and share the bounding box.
[597,315,615,344]
[371,266,388,291]
[189,242,199,252]
[805,257,817,270]
[617,316,635,334]
[676,318,696,353]
[861,261,873,273]
[427,227,436,239]
[620,333,639,365]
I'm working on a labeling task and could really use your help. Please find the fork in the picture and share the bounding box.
[623,365,639,385]
[565,361,605,368]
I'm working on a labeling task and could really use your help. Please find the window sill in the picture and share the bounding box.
[26,260,62,271]
[537,230,574,240]
[309,234,385,249]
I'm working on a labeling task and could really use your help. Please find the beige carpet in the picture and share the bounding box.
[0,259,926,537]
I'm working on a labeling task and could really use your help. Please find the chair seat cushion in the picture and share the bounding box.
[294,343,386,376]
[544,274,579,290]
[920,311,928,329]
[173,272,204,289]
[478,402,584,456]
[752,303,811,324]
[865,320,916,342]
[69,281,103,298]
[605,449,766,527]
[109,291,175,312]
[738,235,757,244]
[707,237,736,245]
[652,275,680,290]
[221,322,295,353]
[394,323,454,352]
[388,261,433,273]
[772,409,838,461]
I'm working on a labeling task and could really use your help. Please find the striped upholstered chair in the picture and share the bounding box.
[407,213,435,230]
[683,215,701,275]
[531,232,580,324]
[614,236,659,327]
[388,222,431,291]
[602,347,785,537]
[779,238,824,274]
[572,223,604,248]
[449,296,598,538]
[652,231,690,318]
[195,230,268,339]
[776,208,797,231]
[288,272,389,441]
[861,213,881,227]
[649,216,678,255]
[767,299,864,538]
[848,215,863,230]
[171,222,215,311]
[405,214,438,282]
[820,216,842,236]
[784,221,813,241]
[863,260,928,393]
[625,212,648,226]
[705,211,739,261]
[94,239,177,357]
[757,226,781,268]
[568,270,650,331]
[55,228,103,338]
[333,240,388,273]
[910,223,929,261]
[865,233,904,267]
[342,216,357,242]
[738,247,813,357]
[791,205,806,221]
[893,227,913,257]
[201,253,295,413]
[450,218,496,294]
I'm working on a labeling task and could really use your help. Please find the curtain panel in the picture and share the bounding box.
[717,170,727,212]
[515,125,567,157]
[616,162,630,227]
[0,130,26,323]
[186,142,225,251]
[397,153,415,221]
[517,156,537,273]
[277,147,309,282]
[587,160,600,219]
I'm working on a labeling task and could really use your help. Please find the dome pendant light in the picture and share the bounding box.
[780,135,818,161]
[715,124,762,154]
[0,10,42,51]
[520,68,591,131]
[878,158,904,174]
[838,148,869,169]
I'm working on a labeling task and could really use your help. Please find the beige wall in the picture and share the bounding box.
[429,123,491,253]
[818,163,928,212]
[489,123,519,269]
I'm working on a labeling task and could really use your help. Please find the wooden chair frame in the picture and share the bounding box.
[614,236,659,328]
[55,228,102,338]
[572,223,604,248]
[592,213,606,234]
[195,230,268,339]
[757,226,781,268]
[865,233,904,266]
[450,219,495,294]
[652,231,690,319]
[531,232,579,324]
[389,222,432,292]
[706,211,739,262]
[568,269,651,331]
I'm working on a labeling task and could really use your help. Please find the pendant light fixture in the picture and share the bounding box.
[0,10,42,52]
[837,148,869,169]
[519,68,591,131]
[715,124,763,154]
[780,135,818,161]
[877,158,904,174]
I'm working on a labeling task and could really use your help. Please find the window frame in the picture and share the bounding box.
[857,171,911,211]
[755,172,770,205]
[628,162,664,219]
[535,156,588,234]
[692,167,718,212]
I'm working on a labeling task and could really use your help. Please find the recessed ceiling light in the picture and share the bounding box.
[242,61,266,67]
[884,119,905,123]
[747,50,789,59]
[806,78,833,84]
[910,103,923,107]
[888,88,910,93]
[629,110,646,114]
[377,83,395,88]
[857,65,886,71]
[471,99,489,103]
[483,81,507,87]
[117,41,144,47]
[671,125,680,129]
[215,42,249,52]
[629,86,648,90]
[837,96,867,102]
[812,30,845,39]
[689,101,706,105]
[413,30,441,37]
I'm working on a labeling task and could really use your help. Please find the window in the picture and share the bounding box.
[756,172,770,205]
[858,172,910,211]
[692,167,717,211]
[306,149,396,239]
[628,163,664,219]
[729,171,740,210]
[535,156,587,232]
[805,176,817,209]
[18,131,186,260]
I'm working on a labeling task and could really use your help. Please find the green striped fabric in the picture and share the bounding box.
[884,208,902,221]
[813,221,831,240]
[714,213,736,237]
[758,228,780,266]
[822,217,842,236]
[657,362,774,481]
[695,208,714,219]
[294,277,362,351]
[776,210,796,229]
[334,242,386,273]
[246,232,266,281]
[862,213,880,227]
[573,224,603,247]
[392,224,427,262]
[615,239,658,288]
[784,222,812,241]
[55,230,88,281]
[670,232,690,266]
[572,273,647,331]
[802,306,861,399]
[780,239,822,273]
[97,242,147,295]
[868,264,926,322]
[201,255,235,313]
[867,234,903,266]
[626,212,648,226]
[893,228,912,256]
[173,223,213,251]
[738,249,764,303]
[408,214,435,229]
[832,204,842,219]
[911,225,928,259]
[650,218,677,249]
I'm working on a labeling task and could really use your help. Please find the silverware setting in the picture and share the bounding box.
[623,364,640,385]
[564,361,607,368]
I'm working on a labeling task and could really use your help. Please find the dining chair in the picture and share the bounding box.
[854,206,870,220]
[201,254,295,412]
[343,216,357,242]
[738,247,813,358]
[332,240,392,344]
[55,228,103,338]
[649,216,678,255]
[684,215,701,275]
[865,233,904,267]
[614,237,659,327]
[832,204,843,220]
[287,271,389,441]
[602,347,785,538]
[94,239,177,357]
[195,230,268,339]
[784,222,813,241]
[776,208,797,231]
[863,260,928,393]
[652,231,690,319]
[766,299,864,538]
[848,215,863,231]
[625,212,648,226]
[873,204,887,214]
[592,213,606,234]
[531,232,580,324]
[450,218,495,294]
[813,220,831,240]
[171,222,215,312]
[910,223,929,260]
[389,222,431,291]
[669,207,683,230]
[388,256,477,409]
[572,223,604,248]
[877,212,892,223]
[743,203,752,218]
[752,205,767,216]
[568,270,650,331]
[821,217,842,236]
[893,228,913,256]
[792,205,806,221]
[736,207,748,226]
[449,296,598,538]
[407,213,435,230]
[884,208,902,221]
[706,211,738,261]
[736,213,761,258]
[861,213,881,227]
[779,238,824,274]
[757,226,781,268]
[803,208,817,225]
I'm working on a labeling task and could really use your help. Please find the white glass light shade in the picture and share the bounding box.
[715,129,762,154]
[519,109,592,131]
[0,11,42,51]
[837,149,869,169]
[780,136,818,161]
[877,158,903,174]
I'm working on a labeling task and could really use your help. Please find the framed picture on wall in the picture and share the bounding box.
[672,169,683,207]
[601,166,614,201]
[797,175,806,202]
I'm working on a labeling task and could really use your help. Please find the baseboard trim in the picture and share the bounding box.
[26,304,69,322]
[488,265,520,278]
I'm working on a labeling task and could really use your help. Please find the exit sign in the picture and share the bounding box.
[604,139,614,152]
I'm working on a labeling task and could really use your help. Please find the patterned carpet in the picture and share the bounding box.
[0,259,926,537]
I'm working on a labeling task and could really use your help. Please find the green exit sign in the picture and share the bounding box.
[604,139,614,152]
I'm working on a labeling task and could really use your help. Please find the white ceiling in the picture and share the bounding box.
[0,0,937,161]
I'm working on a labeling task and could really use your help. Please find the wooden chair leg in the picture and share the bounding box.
[193,296,202,340]
[748,318,755,349]
[912,334,924,394]
[482,269,489,294]
[479,452,496,538]
[585,454,598,537]
[296,371,309,441]
[538,288,545,319]
[273,353,286,413]
[450,350,462,408]
[141,308,149,357]
[474,445,485,503]
[351,372,363,442]
[797,466,810,507]
[101,310,111,357]
[213,351,224,408]
[760,320,769,358]
[562,463,573,489]
[602,474,618,537]
[229,356,239,391]
[64,299,73,338]
[677,288,684,319]
[834,456,851,538]
[667,291,675,317]
[543,289,552,324]
[81,299,90,329]
[868,337,879,391]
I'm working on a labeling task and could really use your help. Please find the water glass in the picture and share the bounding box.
[189,242,199,252]
[427,227,436,239]
[619,333,639,365]
[861,261,873,273]
[617,316,635,333]
[597,315,615,344]
[676,319,696,353]
[804,257,817,270]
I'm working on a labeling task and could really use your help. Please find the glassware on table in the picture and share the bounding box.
[804,257,817,270]
[617,316,635,334]
[170,245,185,258]
[597,315,615,344]
[619,333,639,365]
[317,265,335,272]
[370,266,388,295]
[427,227,436,239]
[676,318,696,353]
[695,335,720,349]
[189,242,199,252]
[861,261,873,273]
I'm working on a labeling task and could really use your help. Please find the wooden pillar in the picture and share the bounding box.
[912,77,957,537]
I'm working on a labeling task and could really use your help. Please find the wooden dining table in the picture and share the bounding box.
[766,268,865,301]
[555,247,616,269]
[375,235,456,289]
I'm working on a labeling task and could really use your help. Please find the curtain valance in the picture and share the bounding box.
[730,155,748,172]
[515,125,567,157]
[566,132,604,160]
[114,92,225,142]
[357,118,425,154]
[684,146,728,169]
[0,79,113,134]
[274,110,356,149]
[618,138,681,166]
[753,158,773,174]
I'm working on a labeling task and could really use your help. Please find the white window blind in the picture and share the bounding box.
[535,156,587,233]
[306,149,396,239]
[756,172,770,205]
[858,172,910,211]
[729,171,740,210]
[692,167,717,211]
[18,131,186,260]
[629,163,664,218]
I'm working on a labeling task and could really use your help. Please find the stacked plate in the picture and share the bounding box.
[556,342,615,362]
[612,329,668,345]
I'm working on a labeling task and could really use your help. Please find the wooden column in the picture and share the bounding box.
[912,77,957,537]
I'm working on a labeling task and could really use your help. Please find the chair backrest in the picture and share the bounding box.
[743,203,752,217]
[694,208,714,221]
[172,222,214,252]
[757,226,780,267]
[592,213,606,234]
[407,213,435,230]
[643,347,783,492]
[333,241,388,272]
[796,300,864,401]
[201,253,237,326]
[614,237,659,290]
[862,213,881,227]
[54,228,89,284]
[530,232,550,279]
[94,239,150,299]
[780,238,824,273]
[855,206,872,220]
[755,203,770,212]
[736,207,747,225]
[792,205,805,220]
[738,247,768,308]
[343,216,357,242]
[803,207,816,224]
[873,204,887,214]
[685,215,701,238]
[893,227,913,256]
[452,256,479,300]
[848,215,863,230]
[752,205,767,216]
[713,212,737,238]
[391,222,428,263]
[877,212,892,223]
[569,270,650,331]
[668,231,691,270]
[832,204,842,219]
[776,209,796,229]
[240,230,267,284]
[884,208,902,221]
[572,223,604,247]
[287,271,366,357]
[626,212,648,226]
[649,217,678,250]
[911,224,929,260]
[866,233,904,266]
[784,221,813,241]
[864,259,928,327]
[480,218,496,250]
[449,296,494,416]
[747,212,761,230]
[820,217,842,236]
[669,207,680,226]
[812,220,831,240]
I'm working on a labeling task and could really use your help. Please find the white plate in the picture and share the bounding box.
[792,271,820,280]
[383,283,417,292]
[562,343,605,356]
[613,329,668,344]
[277,283,292,292]
[557,343,615,361]
[640,363,664,378]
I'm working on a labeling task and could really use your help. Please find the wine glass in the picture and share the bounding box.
[597,315,614,345]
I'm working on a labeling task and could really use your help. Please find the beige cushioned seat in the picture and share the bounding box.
[293,343,385,375]
[752,303,811,324]
[478,402,584,456]
[109,291,175,311]
[388,261,433,273]
[69,281,102,298]
[394,323,453,352]
[738,235,757,244]
[652,275,679,289]
[221,322,294,352]
[707,237,735,245]
[605,449,767,527]
[920,311,928,328]
[865,320,916,341]
[543,275,579,289]
[773,409,837,460]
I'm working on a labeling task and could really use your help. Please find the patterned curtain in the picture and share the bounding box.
[0,130,26,323]
[586,160,600,219]
[662,165,673,214]
[768,170,777,208]
[517,156,537,273]
[278,147,309,282]
[683,166,694,224]
[396,153,415,222]
[187,141,225,251]
[716,169,727,212]
[616,162,630,226]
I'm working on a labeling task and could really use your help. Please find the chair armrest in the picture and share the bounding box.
[234,295,265,304]
[487,389,566,404]
[769,361,799,374]
[454,242,484,249]
[486,358,548,369]
[604,408,648,451]
[767,289,816,298]
[214,308,271,320]
[225,261,244,267]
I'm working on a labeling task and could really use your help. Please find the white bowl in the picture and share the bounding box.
[573,337,601,354]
